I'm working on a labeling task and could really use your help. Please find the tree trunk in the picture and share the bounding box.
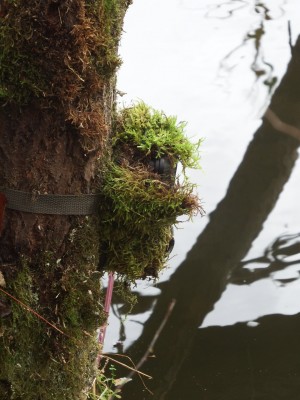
[0,1,130,399]
[123,38,300,399]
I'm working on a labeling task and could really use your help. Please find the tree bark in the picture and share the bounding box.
[0,1,130,399]
[123,38,300,399]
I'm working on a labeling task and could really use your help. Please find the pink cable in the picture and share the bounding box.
[104,272,114,314]
[98,272,115,347]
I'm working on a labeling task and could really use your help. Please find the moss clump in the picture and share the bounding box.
[113,101,202,169]
[98,102,203,282]
[101,163,199,226]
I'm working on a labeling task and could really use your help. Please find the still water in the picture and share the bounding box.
[105,1,300,398]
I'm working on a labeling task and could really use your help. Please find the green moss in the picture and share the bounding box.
[100,222,174,280]
[101,163,198,227]
[98,103,203,282]
[0,217,107,399]
[0,18,48,103]
[87,0,128,77]
[114,102,202,169]
[0,0,129,108]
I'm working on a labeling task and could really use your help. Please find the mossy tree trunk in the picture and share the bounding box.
[0,1,130,399]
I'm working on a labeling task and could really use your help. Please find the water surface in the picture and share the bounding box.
[105,1,300,398]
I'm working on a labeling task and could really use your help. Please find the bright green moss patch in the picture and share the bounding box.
[99,102,203,282]
[114,102,202,169]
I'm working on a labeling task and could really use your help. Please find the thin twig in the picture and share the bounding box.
[105,353,153,395]
[131,299,176,378]
[114,299,176,396]
[0,287,70,337]
[101,354,152,379]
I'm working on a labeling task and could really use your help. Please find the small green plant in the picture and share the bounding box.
[88,364,122,400]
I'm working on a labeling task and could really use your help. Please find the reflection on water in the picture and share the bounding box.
[233,233,300,285]
[168,313,300,400]
[218,0,283,99]
[204,0,285,19]
[202,233,300,328]
[107,0,300,398]
[205,0,248,19]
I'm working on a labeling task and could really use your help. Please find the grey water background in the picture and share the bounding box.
[104,0,300,398]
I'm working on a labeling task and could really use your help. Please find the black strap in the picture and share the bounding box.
[0,188,100,215]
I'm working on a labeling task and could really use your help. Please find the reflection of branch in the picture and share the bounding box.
[264,108,300,140]
[102,354,151,379]
[231,233,300,285]
[219,22,276,91]
[205,0,248,19]
[231,259,300,285]
[113,300,176,398]
[110,303,126,353]
[254,1,271,20]
[129,299,176,378]
[271,233,300,260]
[288,20,294,54]
[217,1,283,98]
[124,36,300,400]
